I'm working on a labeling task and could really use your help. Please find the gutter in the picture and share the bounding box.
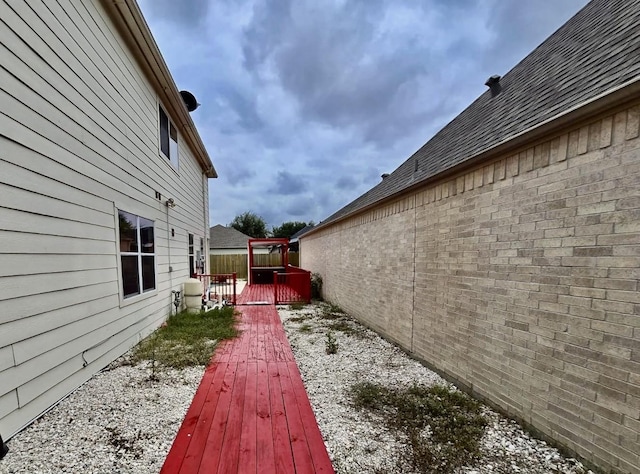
[305,77,640,238]
[101,0,217,178]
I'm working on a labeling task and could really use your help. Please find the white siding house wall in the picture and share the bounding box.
[0,0,211,437]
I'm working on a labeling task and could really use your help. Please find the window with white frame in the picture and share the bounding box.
[159,105,179,168]
[118,210,156,298]
[188,233,195,277]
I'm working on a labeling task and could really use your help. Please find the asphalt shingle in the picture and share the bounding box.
[209,225,251,249]
[319,0,640,227]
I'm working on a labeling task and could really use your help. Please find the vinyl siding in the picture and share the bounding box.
[0,0,210,437]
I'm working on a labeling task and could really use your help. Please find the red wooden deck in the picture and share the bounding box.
[161,300,334,473]
[237,284,277,305]
[236,284,305,305]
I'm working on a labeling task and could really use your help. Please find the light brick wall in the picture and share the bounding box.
[302,103,640,473]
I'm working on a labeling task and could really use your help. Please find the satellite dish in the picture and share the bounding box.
[180,90,199,112]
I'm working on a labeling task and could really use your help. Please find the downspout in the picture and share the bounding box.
[166,201,172,291]
[202,171,208,274]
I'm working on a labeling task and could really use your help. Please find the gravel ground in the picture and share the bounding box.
[0,363,202,474]
[1,302,593,474]
[278,302,593,474]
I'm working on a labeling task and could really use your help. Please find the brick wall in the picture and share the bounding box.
[302,103,640,473]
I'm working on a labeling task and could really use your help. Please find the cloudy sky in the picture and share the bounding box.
[137,0,590,229]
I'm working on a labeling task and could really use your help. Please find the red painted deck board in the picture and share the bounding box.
[161,291,334,473]
[236,284,305,305]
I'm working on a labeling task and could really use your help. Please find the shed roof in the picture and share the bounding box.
[209,225,251,249]
[314,0,640,231]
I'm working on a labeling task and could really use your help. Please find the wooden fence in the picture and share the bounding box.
[210,252,299,279]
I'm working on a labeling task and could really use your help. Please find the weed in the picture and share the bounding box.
[129,307,237,369]
[299,323,312,333]
[105,426,148,459]
[328,320,367,338]
[320,303,345,320]
[289,316,309,323]
[289,302,306,311]
[350,382,487,473]
[325,331,339,354]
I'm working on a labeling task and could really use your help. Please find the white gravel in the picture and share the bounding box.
[0,302,593,474]
[0,362,202,474]
[278,302,593,474]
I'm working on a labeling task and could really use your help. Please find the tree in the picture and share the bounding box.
[271,221,313,239]
[229,212,269,238]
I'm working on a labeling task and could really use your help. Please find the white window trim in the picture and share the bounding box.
[115,206,158,307]
[159,104,179,171]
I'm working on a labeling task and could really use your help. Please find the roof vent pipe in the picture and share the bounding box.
[485,74,502,97]
[381,173,390,180]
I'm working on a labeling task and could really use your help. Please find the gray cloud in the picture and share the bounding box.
[213,82,263,132]
[336,176,358,190]
[138,0,590,228]
[220,163,256,187]
[286,197,315,217]
[270,171,307,196]
[138,0,210,26]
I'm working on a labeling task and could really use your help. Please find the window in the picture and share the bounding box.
[188,233,195,277]
[119,210,155,298]
[159,105,178,168]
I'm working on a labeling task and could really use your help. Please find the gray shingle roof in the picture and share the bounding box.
[318,0,640,228]
[290,225,315,242]
[209,225,251,249]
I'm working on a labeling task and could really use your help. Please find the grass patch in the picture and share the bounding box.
[289,302,306,311]
[129,307,237,369]
[350,382,487,473]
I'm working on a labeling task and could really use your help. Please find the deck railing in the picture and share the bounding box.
[198,273,237,306]
[273,266,311,304]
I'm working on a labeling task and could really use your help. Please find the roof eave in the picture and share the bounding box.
[305,77,640,238]
[101,0,217,179]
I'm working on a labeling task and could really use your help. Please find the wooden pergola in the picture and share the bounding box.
[247,238,289,285]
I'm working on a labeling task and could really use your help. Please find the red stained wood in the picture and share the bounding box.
[160,363,219,474]
[256,360,276,472]
[161,304,334,473]
[195,360,238,472]
[216,361,248,473]
[165,361,231,473]
[279,361,315,473]
[268,363,296,473]
[238,361,258,474]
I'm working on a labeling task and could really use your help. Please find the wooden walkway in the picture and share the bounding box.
[160,300,334,473]
[236,284,277,305]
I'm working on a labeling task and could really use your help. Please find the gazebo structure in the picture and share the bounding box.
[241,238,311,304]
[247,238,289,285]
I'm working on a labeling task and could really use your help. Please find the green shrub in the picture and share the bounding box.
[311,273,323,300]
